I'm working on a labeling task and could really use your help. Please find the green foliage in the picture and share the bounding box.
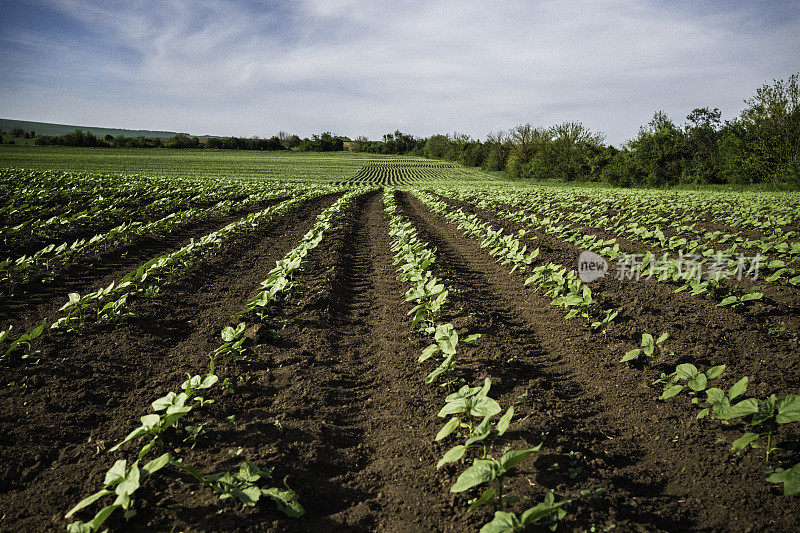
[620,332,669,364]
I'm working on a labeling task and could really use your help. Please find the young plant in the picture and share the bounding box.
[730,394,800,463]
[620,332,669,364]
[420,323,480,386]
[171,459,305,516]
[717,286,764,308]
[767,462,800,495]
[213,322,247,361]
[65,453,171,533]
[479,492,569,533]
[1,319,46,360]
[591,309,618,334]
[656,363,726,402]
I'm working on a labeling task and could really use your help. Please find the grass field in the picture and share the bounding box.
[1,150,799,532]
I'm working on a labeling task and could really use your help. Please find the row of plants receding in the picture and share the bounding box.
[442,188,795,310]
[384,189,570,532]
[0,187,337,364]
[64,188,367,531]
[413,189,800,498]
[1,168,264,255]
[1,185,298,294]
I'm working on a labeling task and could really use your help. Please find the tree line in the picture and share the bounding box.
[351,74,799,187]
[5,73,797,187]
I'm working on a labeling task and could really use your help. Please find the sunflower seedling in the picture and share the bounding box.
[479,491,569,533]
[620,332,669,364]
[656,363,726,403]
[730,394,800,464]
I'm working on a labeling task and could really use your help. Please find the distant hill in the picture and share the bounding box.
[0,118,189,138]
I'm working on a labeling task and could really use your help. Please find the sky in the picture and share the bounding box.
[0,0,798,145]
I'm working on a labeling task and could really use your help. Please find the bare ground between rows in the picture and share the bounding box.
[212,190,471,531]
[398,191,800,532]
[0,195,293,333]
[0,193,340,532]
[106,190,477,532]
[430,192,800,387]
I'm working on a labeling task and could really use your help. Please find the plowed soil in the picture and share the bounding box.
[0,188,798,532]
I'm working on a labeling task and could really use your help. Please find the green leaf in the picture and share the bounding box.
[732,432,761,452]
[767,463,800,495]
[438,398,468,417]
[496,406,514,436]
[65,489,113,519]
[104,459,127,487]
[470,396,502,418]
[675,363,698,381]
[451,459,498,492]
[776,395,800,423]
[687,374,707,392]
[499,447,539,474]
[437,445,467,469]
[656,332,669,344]
[707,364,726,379]
[468,487,497,513]
[462,333,482,345]
[479,511,520,533]
[641,333,654,352]
[142,453,171,477]
[706,387,725,405]
[741,292,763,302]
[89,504,121,531]
[435,417,460,441]
[660,385,684,400]
[718,296,738,307]
[419,343,440,362]
[262,487,305,517]
[620,348,640,362]
[519,493,570,525]
[728,377,748,400]
[720,398,759,419]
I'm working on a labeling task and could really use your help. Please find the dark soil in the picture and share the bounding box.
[0,188,798,532]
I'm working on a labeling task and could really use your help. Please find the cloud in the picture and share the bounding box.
[1,0,798,143]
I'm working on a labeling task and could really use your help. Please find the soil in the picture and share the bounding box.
[0,189,798,532]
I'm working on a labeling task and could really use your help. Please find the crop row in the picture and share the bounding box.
[1,169,275,255]
[411,189,800,498]
[0,187,339,363]
[0,185,299,294]
[437,188,796,312]
[63,188,366,531]
[455,186,799,277]
[384,190,570,532]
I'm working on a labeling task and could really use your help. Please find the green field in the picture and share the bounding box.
[0,145,498,185]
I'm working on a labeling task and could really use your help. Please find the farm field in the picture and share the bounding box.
[1,153,799,532]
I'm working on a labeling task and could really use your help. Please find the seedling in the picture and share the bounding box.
[717,286,764,308]
[591,309,618,334]
[656,363,726,402]
[65,453,171,532]
[730,394,800,463]
[1,319,46,360]
[767,463,800,495]
[479,491,569,533]
[620,332,669,364]
[213,322,247,361]
[171,459,304,516]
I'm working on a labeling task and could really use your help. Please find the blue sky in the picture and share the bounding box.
[0,0,798,145]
